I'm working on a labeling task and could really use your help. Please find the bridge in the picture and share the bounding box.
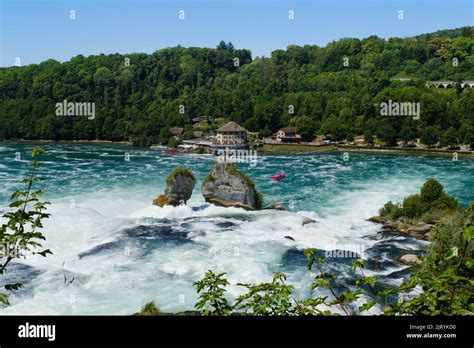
[426,80,474,88]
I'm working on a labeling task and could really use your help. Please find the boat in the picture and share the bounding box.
[164,148,179,153]
[271,171,286,182]
[150,145,167,150]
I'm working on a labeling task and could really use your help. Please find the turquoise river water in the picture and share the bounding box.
[0,143,472,314]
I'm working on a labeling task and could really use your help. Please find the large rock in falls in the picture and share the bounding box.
[153,167,196,207]
[201,163,263,210]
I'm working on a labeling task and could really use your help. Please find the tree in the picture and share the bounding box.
[459,123,474,145]
[399,120,417,144]
[376,122,397,146]
[364,129,375,145]
[1,29,473,145]
[0,148,52,305]
[167,136,181,148]
[440,127,459,148]
[319,115,347,141]
[420,126,440,147]
[217,40,228,50]
[288,115,317,140]
[420,178,444,203]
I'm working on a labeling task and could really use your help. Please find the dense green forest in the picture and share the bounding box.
[0,27,473,146]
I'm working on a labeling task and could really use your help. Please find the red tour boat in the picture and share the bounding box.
[164,148,178,153]
[271,171,286,182]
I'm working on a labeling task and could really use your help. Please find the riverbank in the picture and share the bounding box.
[259,143,474,158]
[338,145,474,158]
[3,140,473,159]
[1,139,133,146]
[259,143,336,154]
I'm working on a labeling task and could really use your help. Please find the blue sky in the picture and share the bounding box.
[1,0,472,67]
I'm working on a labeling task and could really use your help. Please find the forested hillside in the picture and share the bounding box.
[1,27,473,146]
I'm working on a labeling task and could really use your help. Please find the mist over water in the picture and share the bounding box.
[0,143,472,314]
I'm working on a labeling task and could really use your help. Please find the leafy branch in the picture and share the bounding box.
[0,148,52,305]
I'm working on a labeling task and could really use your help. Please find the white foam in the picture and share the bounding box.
[2,151,450,315]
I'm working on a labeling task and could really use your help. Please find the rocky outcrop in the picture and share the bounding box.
[368,215,387,224]
[264,203,285,210]
[405,224,434,238]
[201,163,263,210]
[302,217,318,226]
[153,167,196,207]
[397,254,423,265]
[368,215,434,240]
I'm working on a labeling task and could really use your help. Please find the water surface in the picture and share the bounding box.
[0,143,472,314]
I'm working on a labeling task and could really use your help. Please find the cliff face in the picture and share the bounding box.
[153,167,196,207]
[201,163,263,210]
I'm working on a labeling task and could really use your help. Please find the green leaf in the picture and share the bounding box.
[356,276,376,288]
[304,248,315,260]
[8,200,24,208]
[463,225,474,242]
[32,148,46,157]
[466,259,474,269]
[352,259,365,270]
[446,247,459,260]
[358,301,376,312]
[312,278,330,289]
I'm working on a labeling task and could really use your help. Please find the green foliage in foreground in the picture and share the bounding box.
[194,270,232,315]
[388,204,474,315]
[379,178,458,220]
[191,204,473,316]
[0,148,52,305]
[192,254,382,316]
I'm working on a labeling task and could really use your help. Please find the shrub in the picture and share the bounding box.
[379,201,402,219]
[136,301,161,316]
[433,192,458,211]
[166,167,196,186]
[379,201,394,217]
[194,270,232,315]
[167,137,182,148]
[402,194,425,218]
[255,192,265,210]
[420,178,444,203]
[420,209,447,224]
[0,148,52,305]
[391,205,474,315]
[378,180,458,224]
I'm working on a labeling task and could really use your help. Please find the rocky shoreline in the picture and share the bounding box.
[368,215,434,240]
[367,178,462,266]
